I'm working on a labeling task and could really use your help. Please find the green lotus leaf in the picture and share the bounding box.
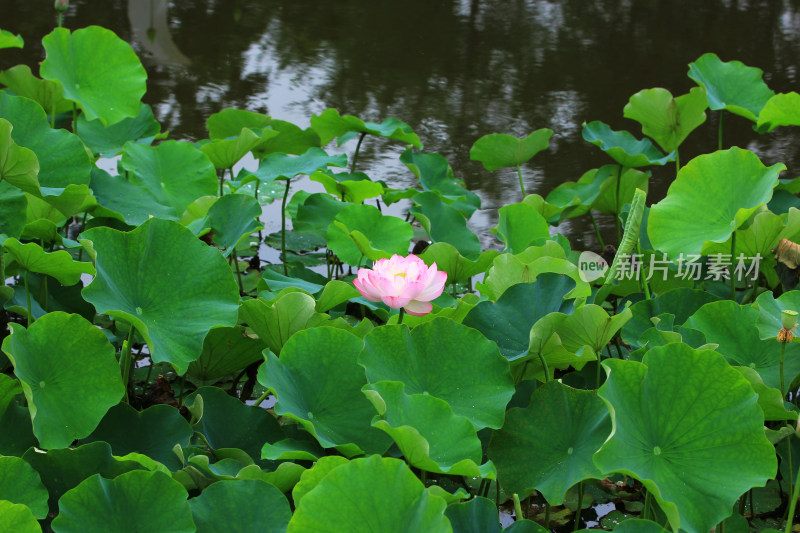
[205,193,263,256]
[187,326,265,382]
[199,127,265,169]
[623,87,708,153]
[489,380,610,504]
[51,470,194,533]
[76,103,161,157]
[83,403,193,471]
[40,26,146,125]
[401,148,480,216]
[291,456,350,507]
[258,327,392,456]
[754,290,800,340]
[327,204,413,265]
[234,462,306,493]
[622,288,719,347]
[254,147,347,183]
[361,318,514,429]
[310,108,422,148]
[239,292,330,354]
[0,500,40,533]
[445,496,548,533]
[291,192,350,239]
[0,456,48,519]
[685,300,800,392]
[259,269,325,296]
[755,92,800,133]
[365,380,493,477]
[287,455,449,533]
[418,242,499,284]
[189,479,291,533]
[590,166,650,216]
[410,191,481,260]
[492,200,550,254]
[0,374,36,455]
[556,304,632,360]
[186,386,285,461]
[546,166,613,221]
[2,237,94,285]
[0,181,26,239]
[261,435,326,462]
[256,119,321,156]
[0,30,23,49]
[593,344,777,533]
[734,366,797,422]
[0,373,20,416]
[310,170,384,204]
[648,147,784,258]
[470,129,553,171]
[688,53,774,122]
[463,274,575,362]
[0,64,72,117]
[2,312,123,449]
[521,312,594,382]
[582,121,674,167]
[0,92,91,189]
[81,218,240,374]
[479,253,591,301]
[207,108,271,140]
[33,183,96,222]
[0,118,40,196]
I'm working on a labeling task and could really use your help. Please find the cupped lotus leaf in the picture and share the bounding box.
[186,386,284,461]
[401,148,480,216]
[365,381,492,477]
[410,191,482,260]
[523,312,592,382]
[0,30,23,49]
[756,92,800,133]
[22,442,145,514]
[754,290,800,340]
[735,366,797,422]
[0,65,71,116]
[83,403,193,471]
[0,92,91,189]
[76,103,161,156]
[287,455,449,533]
[593,344,777,533]
[205,193,263,256]
[315,280,360,312]
[445,496,548,533]
[2,237,94,285]
[2,312,123,449]
[81,218,240,374]
[291,192,350,239]
[189,479,291,533]
[256,119,321,156]
[684,300,800,392]
[623,87,708,153]
[187,326,265,382]
[257,327,392,456]
[0,181,26,239]
[239,292,330,354]
[622,288,719,347]
[556,305,632,359]
[0,119,40,196]
[479,253,591,301]
[207,108,271,140]
[463,274,575,362]
[488,380,611,504]
[546,166,613,221]
[254,147,347,183]
[310,108,422,148]
[648,147,784,258]
[51,470,194,533]
[591,166,650,216]
[582,121,674,167]
[261,435,326,462]
[40,26,146,125]
[688,53,774,122]
[360,318,514,429]
[327,204,413,265]
[492,201,550,254]
[291,456,350,507]
[470,129,553,171]
[418,242,499,283]
[199,127,266,169]
[0,456,48,519]
[0,501,40,533]
[310,170,384,204]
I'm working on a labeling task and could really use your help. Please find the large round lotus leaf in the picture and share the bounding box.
[40,26,146,125]
[622,288,720,347]
[22,442,145,515]
[0,456,48,519]
[207,108,271,140]
[327,204,413,266]
[199,127,265,169]
[51,470,194,533]
[186,386,285,460]
[400,149,480,216]
[361,318,514,430]
[1,312,123,449]
[0,118,40,196]
[410,191,482,260]
[287,455,449,533]
[190,479,290,533]
[0,92,91,189]
[187,326,265,382]
[470,129,553,171]
[83,403,193,471]
[488,380,610,504]
[291,192,351,239]
[648,147,784,258]
[582,121,674,167]
[684,300,800,392]
[688,53,774,121]
[2,237,94,285]
[463,274,575,362]
[445,496,548,533]
[479,252,591,301]
[756,92,800,133]
[258,327,392,456]
[81,218,240,374]
[753,290,800,340]
[623,87,708,153]
[0,501,40,533]
[292,456,350,507]
[593,344,776,533]
[365,381,491,477]
[310,108,422,148]
[76,103,161,157]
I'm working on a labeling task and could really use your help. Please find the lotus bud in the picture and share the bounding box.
[54,0,69,11]
[352,254,447,316]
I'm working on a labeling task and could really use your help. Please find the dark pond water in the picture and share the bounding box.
[4,0,800,250]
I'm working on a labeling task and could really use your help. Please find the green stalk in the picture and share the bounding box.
[675,149,680,175]
[643,489,653,521]
[232,248,243,294]
[573,483,584,531]
[350,132,367,173]
[513,493,523,522]
[718,110,724,151]
[589,211,605,248]
[730,232,737,301]
[545,502,551,529]
[781,341,788,398]
[596,349,602,389]
[120,326,135,404]
[72,104,77,135]
[789,438,794,510]
[253,389,270,407]
[397,308,406,326]
[785,457,800,533]
[615,166,626,242]
[421,470,427,486]
[281,178,292,275]
[24,270,32,327]
[517,163,527,197]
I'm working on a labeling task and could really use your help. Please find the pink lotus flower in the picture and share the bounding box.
[353,254,447,316]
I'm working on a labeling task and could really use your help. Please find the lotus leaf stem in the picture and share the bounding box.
[281,178,292,275]
[24,270,32,327]
[785,456,800,533]
[788,438,794,508]
[675,149,680,175]
[120,325,135,404]
[545,501,551,528]
[643,489,653,521]
[718,110,724,151]
[253,389,270,407]
[72,104,77,135]
[350,132,367,173]
[512,493,523,522]
[730,232,736,301]
[573,483,584,531]
[517,164,526,197]
[232,248,243,294]
[781,341,787,398]
[589,211,604,248]
[615,165,626,242]
[397,307,405,325]
[536,353,549,383]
